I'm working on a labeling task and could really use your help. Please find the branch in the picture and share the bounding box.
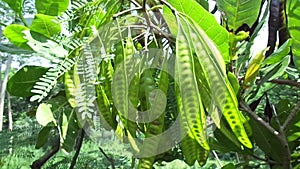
[283,100,300,131]
[69,129,85,169]
[240,101,291,168]
[30,139,60,169]
[98,146,115,169]
[270,79,300,88]
[251,155,277,165]
[240,101,279,135]
[113,7,142,18]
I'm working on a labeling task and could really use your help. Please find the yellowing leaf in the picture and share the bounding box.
[36,103,56,126]
[244,48,269,86]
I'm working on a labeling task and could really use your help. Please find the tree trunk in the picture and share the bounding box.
[7,91,12,131]
[0,54,12,131]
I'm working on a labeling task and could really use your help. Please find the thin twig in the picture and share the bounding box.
[129,0,142,8]
[113,7,142,18]
[283,101,300,131]
[212,150,223,167]
[251,155,277,165]
[270,79,300,88]
[150,23,175,43]
[0,22,7,27]
[271,104,282,127]
[69,129,85,169]
[99,146,115,169]
[211,4,218,14]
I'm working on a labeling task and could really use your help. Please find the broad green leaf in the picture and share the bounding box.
[180,135,208,166]
[212,119,252,154]
[7,66,49,97]
[64,69,78,108]
[3,24,31,50]
[35,0,69,16]
[249,117,286,164]
[2,0,23,15]
[286,0,300,71]
[164,0,229,62]
[30,14,61,38]
[36,126,52,149]
[36,103,56,126]
[263,39,292,66]
[179,15,252,149]
[60,109,79,152]
[216,0,262,31]
[138,59,168,166]
[260,55,290,84]
[0,44,33,55]
[175,18,209,150]
[222,163,236,169]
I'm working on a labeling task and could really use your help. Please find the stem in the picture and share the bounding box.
[30,139,60,169]
[98,146,115,169]
[69,129,85,169]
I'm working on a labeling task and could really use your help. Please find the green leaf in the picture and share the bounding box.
[175,17,209,150]
[286,0,300,71]
[288,131,300,142]
[249,117,286,163]
[35,0,69,16]
[30,14,61,38]
[216,0,262,31]
[195,0,209,10]
[260,55,290,84]
[3,24,31,50]
[222,163,236,169]
[180,135,208,166]
[36,126,52,149]
[0,44,33,55]
[64,69,78,108]
[36,96,79,152]
[60,109,79,152]
[263,39,292,66]
[164,0,229,62]
[36,103,56,126]
[7,66,49,97]
[227,72,240,95]
[211,129,242,153]
[244,48,267,86]
[179,15,252,149]
[2,0,24,15]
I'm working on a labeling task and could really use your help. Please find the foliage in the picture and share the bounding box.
[2,0,300,168]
